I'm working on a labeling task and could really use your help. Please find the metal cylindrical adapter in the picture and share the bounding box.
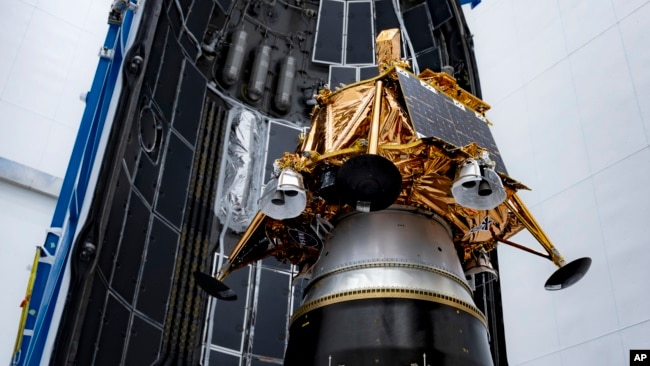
[285,208,493,366]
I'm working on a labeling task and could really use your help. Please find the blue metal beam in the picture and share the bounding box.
[12,5,138,365]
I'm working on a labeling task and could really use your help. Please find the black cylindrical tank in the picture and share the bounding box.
[284,209,494,366]
[222,29,248,86]
[274,56,296,111]
[247,44,272,101]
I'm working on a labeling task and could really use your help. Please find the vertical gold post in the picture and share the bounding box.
[326,104,333,151]
[302,112,320,152]
[368,80,383,155]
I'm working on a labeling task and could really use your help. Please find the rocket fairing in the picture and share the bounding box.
[198,30,590,365]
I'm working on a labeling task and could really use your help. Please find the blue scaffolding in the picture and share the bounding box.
[12,3,139,365]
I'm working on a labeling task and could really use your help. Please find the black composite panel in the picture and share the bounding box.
[313,0,345,64]
[345,2,374,65]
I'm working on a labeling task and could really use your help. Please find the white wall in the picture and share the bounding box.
[1,0,110,177]
[464,0,650,365]
[0,182,56,363]
[0,0,109,363]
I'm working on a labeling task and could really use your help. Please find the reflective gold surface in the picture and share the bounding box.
[220,64,539,274]
[505,193,566,266]
[419,69,491,116]
[216,29,579,285]
[375,28,401,71]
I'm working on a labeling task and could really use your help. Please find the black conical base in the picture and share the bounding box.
[193,271,238,300]
[544,257,592,291]
[286,298,493,366]
[336,154,402,212]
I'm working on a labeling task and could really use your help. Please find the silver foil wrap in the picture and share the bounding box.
[215,107,266,232]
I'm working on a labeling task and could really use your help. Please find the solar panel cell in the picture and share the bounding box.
[396,68,507,173]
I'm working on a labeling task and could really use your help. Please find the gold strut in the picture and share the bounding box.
[302,110,319,152]
[368,80,383,155]
[505,193,566,267]
[217,211,267,280]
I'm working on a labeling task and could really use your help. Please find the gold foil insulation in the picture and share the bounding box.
[376,29,402,71]
[419,69,491,115]
[221,64,543,274]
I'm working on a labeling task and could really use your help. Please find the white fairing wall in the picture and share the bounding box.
[0,181,56,363]
[464,0,650,365]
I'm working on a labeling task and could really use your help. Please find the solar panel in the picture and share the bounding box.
[313,0,344,64]
[396,68,507,173]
